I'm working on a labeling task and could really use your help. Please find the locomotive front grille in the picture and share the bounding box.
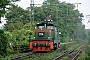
[32,43,50,47]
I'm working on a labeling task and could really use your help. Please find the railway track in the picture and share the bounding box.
[53,44,84,60]
[11,52,33,60]
[11,51,47,60]
[11,42,77,60]
[71,46,84,60]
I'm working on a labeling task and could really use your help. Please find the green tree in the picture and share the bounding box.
[0,0,20,22]
[5,32,13,55]
[5,4,30,31]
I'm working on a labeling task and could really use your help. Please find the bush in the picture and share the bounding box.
[61,44,68,50]
[6,46,13,54]
[0,30,7,56]
[0,30,13,56]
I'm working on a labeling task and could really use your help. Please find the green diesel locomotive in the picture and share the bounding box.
[30,20,60,52]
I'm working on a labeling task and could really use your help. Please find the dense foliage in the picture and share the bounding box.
[85,45,90,60]
[0,30,7,56]
[0,0,20,21]
[5,4,30,31]
[0,30,13,57]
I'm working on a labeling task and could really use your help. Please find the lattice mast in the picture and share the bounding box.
[30,0,34,28]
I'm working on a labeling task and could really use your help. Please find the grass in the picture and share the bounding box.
[67,43,80,50]
[20,50,61,60]
[77,45,89,60]
[62,57,69,60]
[0,53,26,60]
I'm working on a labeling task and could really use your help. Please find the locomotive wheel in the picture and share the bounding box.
[58,43,60,48]
[54,44,57,50]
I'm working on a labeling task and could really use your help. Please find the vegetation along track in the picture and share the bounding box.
[11,50,47,60]
[53,44,84,60]
[10,42,79,60]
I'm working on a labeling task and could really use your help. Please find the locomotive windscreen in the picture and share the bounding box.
[36,23,54,29]
[38,32,44,37]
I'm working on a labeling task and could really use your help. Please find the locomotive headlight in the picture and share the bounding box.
[46,43,47,45]
[48,37,50,39]
[35,27,36,29]
[35,43,37,46]
[34,37,35,39]
[46,43,50,46]
[33,43,37,46]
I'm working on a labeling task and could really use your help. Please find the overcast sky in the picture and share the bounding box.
[0,0,90,29]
